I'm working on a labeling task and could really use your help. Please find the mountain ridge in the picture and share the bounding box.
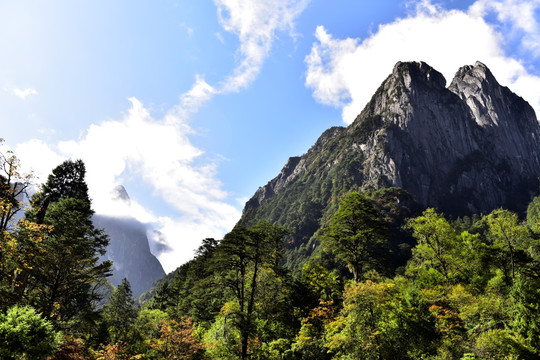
[93,185,165,297]
[240,61,540,249]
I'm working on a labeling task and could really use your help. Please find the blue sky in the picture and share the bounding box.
[2,0,540,272]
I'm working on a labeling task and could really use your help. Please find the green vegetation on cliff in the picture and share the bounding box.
[1,144,539,358]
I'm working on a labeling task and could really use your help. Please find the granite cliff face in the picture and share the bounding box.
[241,61,540,242]
[93,186,165,297]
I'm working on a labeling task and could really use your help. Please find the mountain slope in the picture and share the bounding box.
[93,186,165,297]
[240,61,540,249]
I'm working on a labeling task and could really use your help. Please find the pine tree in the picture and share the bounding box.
[23,160,112,327]
[104,278,138,343]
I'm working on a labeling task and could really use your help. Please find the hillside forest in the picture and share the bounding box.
[1,143,540,359]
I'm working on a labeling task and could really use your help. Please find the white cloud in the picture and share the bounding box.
[13,88,38,99]
[15,139,64,184]
[214,0,309,93]
[216,32,225,44]
[470,0,540,56]
[305,0,540,124]
[10,0,313,273]
[15,98,242,273]
[172,0,310,122]
[175,76,217,120]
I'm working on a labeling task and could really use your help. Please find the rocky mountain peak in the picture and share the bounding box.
[240,61,540,249]
[449,61,506,127]
[352,61,458,133]
[392,61,447,90]
[111,184,131,205]
[95,184,165,296]
[449,61,540,173]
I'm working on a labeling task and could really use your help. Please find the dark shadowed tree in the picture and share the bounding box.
[214,221,289,360]
[23,160,112,327]
[27,159,90,225]
[320,192,389,282]
[103,278,138,343]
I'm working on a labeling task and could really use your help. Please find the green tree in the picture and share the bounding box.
[28,159,90,224]
[24,160,112,327]
[320,192,388,282]
[485,209,531,284]
[325,280,437,360]
[214,221,289,360]
[292,298,337,360]
[103,278,138,343]
[405,209,462,284]
[0,143,50,310]
[526,195,540,232]
[472,329,536,360]
[0,305,61,360]
[127,308,169,356]
[148,237,225,325]
[510,275,540,349]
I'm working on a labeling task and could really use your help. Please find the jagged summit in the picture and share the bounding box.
[95,185,165,296]
[111,184,131,205]
[240,61,540,246]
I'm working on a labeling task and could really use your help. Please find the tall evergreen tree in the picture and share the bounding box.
[104,278,138,343]
[27,159,90,224]
[23,160,112,327]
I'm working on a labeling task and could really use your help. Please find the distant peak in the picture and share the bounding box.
[111,185,131,205]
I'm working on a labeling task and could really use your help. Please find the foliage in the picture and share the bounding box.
[0,305,61,360]
[405,209,462,283]
[23,160,112,327]
[325,280,437,360]
[292,299,337,360]
[103,278,138,343]
[27,159,91,224]
[0,143,48,310]
[204,301,242,360]
[96,342,139,360]
[3,145,540,359]
[526,195,540,232]
[26,197,112,325]
[485,209,532,284]
[51,336,97,360]
[149,317,204,360]
[213,221,289,360]
[472,329,536,360]
[320,192,389,282]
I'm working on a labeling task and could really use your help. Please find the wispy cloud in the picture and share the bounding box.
[13,88,38,100]
[305,0,540,124]
[215,0,309,93]
[470,0,540,57]
[215,32,225,44]
[16,98,241,272]
[179,0,310,117]
[12,0,313,273]
[175,76,217,120]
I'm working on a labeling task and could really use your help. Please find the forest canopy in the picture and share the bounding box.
[0,143,539,359]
